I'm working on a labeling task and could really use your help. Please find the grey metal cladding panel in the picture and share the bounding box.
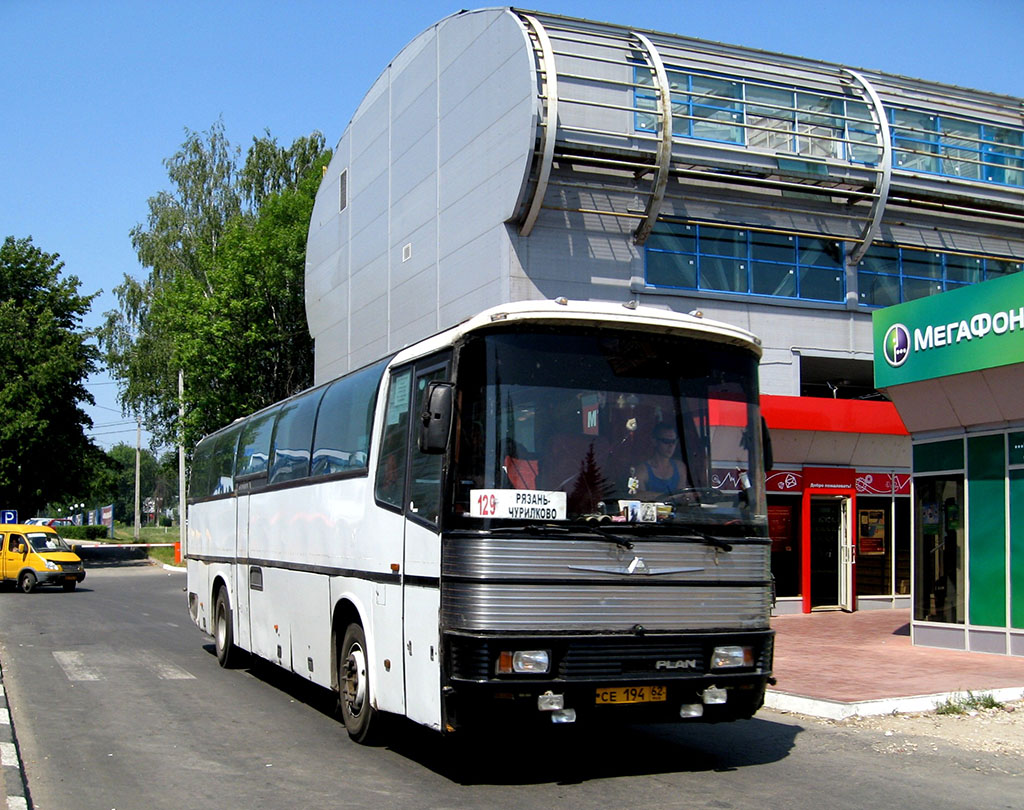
[305,251,344,328]
[442,584,771,632]
[557,75,633,139]
[391,267,437,324]
[389,26,438,120]
[443,536,768,581]
[349,171,389,246]
[390,307,438,354]
[437,8,523,83]
[439,125,531,225]
[350,252,388,311]
[305,205,341,271]
[438,184,509,264]
[659,188,866,242]
[883,220,1024,257]
[391,216,437,286]
[391,84,438,169]
[749,308,868,354]
[439,52,534,165]
[350,292,388,357]
[439,279,506,327]
[350,87,390,166]
[312,320,350,385]
[391,151,437,228]
[437,228,504,298]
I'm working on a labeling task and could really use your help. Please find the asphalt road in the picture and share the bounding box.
[0,563,1020,810]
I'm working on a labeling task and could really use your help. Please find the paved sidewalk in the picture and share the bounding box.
[0,661,28,809]
[765,609,1024,719]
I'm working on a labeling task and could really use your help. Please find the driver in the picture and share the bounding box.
[635,422,689,499]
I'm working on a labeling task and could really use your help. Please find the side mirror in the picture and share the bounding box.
[419,381,454,454]
[761,416,774,472]
[17,543,26,555]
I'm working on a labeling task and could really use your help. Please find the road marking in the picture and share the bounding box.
[138,651,195,680]
[53,651,102,681]
[8,797,28,810]
[0,742,18,767]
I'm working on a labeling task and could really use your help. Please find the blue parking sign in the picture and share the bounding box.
[1,509,17,524]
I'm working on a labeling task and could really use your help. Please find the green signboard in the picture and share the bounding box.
[873,271,1024,388]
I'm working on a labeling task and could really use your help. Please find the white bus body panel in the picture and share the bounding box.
[403,516,442,730]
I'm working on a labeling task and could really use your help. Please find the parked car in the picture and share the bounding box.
[24,517,72,527]
[0,524,85,592]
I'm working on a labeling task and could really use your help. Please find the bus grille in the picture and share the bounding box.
[446,633,772,682]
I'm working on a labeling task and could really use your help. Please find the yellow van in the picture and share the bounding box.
[0,524,86,592]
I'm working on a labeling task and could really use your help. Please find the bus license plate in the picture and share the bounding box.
[595,685,667,705]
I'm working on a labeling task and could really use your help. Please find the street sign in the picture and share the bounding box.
[1,509,18,524]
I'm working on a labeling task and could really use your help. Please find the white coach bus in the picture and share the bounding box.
[186,300,775,742]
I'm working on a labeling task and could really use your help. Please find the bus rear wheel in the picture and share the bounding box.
[339,623,379,743]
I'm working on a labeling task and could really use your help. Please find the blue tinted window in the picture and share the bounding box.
[858,245,1022,307]
[633,67,1024,188]
[312,360,388,476]
[236,407,279,478]
[646,224,845,303]
[210,425,242,495]
[269,391,324,485]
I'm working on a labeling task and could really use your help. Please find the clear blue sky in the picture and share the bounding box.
[3,0,1022,449]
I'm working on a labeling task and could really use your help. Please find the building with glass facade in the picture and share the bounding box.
[305,8,1024,618]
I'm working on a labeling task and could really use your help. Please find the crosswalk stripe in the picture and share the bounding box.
[53,650,196,681]
[53,651,101,681]
[138,651,195,680]
[0,742,18,767]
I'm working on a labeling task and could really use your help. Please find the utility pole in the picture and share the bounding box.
[134,416,141,542]
[178,369,186,558]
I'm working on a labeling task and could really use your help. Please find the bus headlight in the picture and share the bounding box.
[497,650,551,674]
[710,645,754,669]
[44,559,60,571]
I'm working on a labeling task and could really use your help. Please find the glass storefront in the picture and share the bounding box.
[768,484,910,608]
[856,496,911,597]
[768,495,801,598]
[913,475,965,623]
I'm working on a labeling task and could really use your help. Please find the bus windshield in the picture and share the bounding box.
[451,328,766,532]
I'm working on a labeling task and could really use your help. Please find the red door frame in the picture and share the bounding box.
[800,467,858,614]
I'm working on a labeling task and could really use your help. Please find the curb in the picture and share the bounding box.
[0,658,30,809]
[765,685,1024,720]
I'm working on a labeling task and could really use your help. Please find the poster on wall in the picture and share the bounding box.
[858,509,886,555]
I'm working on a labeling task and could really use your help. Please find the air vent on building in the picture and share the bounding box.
[339,169,347,213]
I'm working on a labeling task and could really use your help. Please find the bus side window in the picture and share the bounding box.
[376,370,412,509]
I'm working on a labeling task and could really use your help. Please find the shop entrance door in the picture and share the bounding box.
[809,496,853,610]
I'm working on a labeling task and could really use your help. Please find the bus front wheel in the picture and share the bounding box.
[339,623,379,743]
[214,588,239,668]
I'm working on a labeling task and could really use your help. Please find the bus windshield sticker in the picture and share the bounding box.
[470,489,567,521]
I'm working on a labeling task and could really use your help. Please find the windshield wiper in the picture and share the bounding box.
[672,525,733,552]
[474,522,634,550]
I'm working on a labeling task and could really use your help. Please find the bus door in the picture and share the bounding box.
[233,482,253,652]
[376,356,449,730]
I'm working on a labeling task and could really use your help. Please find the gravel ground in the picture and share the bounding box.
[802,699,1024,764]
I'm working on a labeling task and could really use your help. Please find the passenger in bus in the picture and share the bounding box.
[635,422,690,498]
[503,441,538,489]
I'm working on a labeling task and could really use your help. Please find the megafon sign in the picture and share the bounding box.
[873,270,1024,389]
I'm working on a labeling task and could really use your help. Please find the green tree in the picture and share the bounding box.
[106,442,159,523]
[0,236,102,516]
[101,121,329,450]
